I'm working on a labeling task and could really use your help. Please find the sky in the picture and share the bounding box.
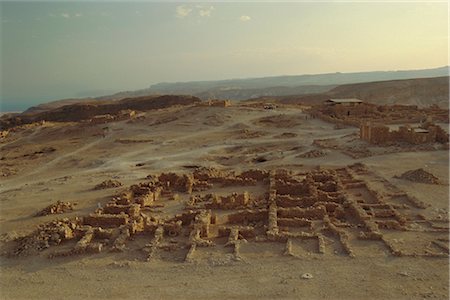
[0,1,448,111]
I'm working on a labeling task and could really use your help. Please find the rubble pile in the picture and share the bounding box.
[396,168,440,184]
[35,201,76,216]
[94,179,123,190]
[297,149,327,158]
[12,218,78,256]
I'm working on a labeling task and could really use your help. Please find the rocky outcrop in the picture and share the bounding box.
[0,95,201,129]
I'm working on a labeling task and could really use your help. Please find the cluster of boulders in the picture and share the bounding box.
[94,179,123,190]
[12,218,78,256]
[35,201,76,216]
[395,168,440,185]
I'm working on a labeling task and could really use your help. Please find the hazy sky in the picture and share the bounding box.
[0,1,448,110]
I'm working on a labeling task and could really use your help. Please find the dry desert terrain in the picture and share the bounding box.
[0,102,448,299]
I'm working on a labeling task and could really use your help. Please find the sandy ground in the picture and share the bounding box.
[0,104,448,299]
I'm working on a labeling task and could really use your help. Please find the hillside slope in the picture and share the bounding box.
[327,76,449,107]
[274,76,449,108]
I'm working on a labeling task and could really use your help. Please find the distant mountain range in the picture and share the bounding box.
[147,66,448,97]
[24,66,449,113]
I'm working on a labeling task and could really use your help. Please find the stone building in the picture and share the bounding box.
[360,121,449,145]
[360,122,390,144]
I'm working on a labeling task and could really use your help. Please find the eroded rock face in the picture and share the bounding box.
[395,168,441,185]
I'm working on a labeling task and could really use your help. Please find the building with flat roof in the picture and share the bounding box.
[325,98,363,105]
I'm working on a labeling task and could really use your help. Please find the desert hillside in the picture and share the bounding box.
[269,76,449,108]
[327,76,450,107]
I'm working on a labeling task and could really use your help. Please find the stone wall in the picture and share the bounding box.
[360,122,448,145]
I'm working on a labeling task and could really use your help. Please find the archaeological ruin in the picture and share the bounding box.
[8,165,449,261]
[360,121,449,145]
